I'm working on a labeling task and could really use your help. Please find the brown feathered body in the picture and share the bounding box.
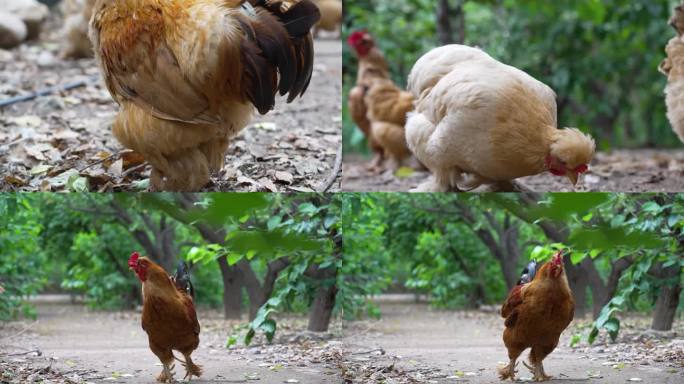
[133,256,201,382]
[661,36,684,144]
[61,0,96,58]
[347,32,391,161]
[312,0,341,34]
[365,78,414,166]
[498,254,574,381]
[90,0,320,191]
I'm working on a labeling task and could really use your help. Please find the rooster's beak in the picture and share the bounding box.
[566,171,579,186]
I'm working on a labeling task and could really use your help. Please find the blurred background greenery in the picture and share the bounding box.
[343,0,681,155]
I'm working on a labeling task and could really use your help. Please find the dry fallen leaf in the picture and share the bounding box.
[275,171,294,184]
[122,151,145,168]
[24,145,50,161]
[257,177,278,192]
[109,159,123,177]
[4,175,27,187]
[9,115,42,128]
[52,129,80,141]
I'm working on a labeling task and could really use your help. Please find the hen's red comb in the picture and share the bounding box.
[128,252,140,268]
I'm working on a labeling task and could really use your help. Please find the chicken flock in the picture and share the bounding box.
[346,2,684,191]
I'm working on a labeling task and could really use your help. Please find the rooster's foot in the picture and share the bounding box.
[523,361,552,382]
[497,360,518,381]
[157,363,176,383]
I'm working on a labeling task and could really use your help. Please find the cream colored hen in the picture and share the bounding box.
[660,36,684,144]
[405,45,595,192]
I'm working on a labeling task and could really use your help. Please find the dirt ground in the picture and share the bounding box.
[342,150,684,192]
[340,301,684,383]
[0,299,343,384]
[0,15,341,192]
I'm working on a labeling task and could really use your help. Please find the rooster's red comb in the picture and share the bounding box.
[552,250,565,264]
[128,252,140,268]
[347,30,368,46]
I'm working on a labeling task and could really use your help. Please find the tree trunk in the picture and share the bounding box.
[564,260,589,318]
[436,0,465,45]
[651,263,682,331]
[308,282,338,332]
[217,256,243,319]
[436,0,453,45]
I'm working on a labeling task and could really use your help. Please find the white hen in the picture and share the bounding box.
[405,45,595,192]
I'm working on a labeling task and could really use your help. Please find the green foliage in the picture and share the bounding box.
[338,194,392,319]
[344,0,680,153]
[0,195,46,320]
[62,231,132,309]
[245,195,341,344]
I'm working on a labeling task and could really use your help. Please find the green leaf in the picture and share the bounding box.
[604,318,620,341]
[531,193,610,221]
[244,329,255,346]
[570,251,585,265]
[267,215,282,230]
[568,226,664,250]
[226,335,237,348]
[641,202,662,214]
[588,327,599,345]
[261,319,277,343]
[227,253,243,266]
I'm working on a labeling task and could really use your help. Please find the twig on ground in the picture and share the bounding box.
[320,144,342,192]
[120,162,148,178]
[78,150,132,172]
[0,321,38,341]
[351,348,385,356]
[7,349,41,357]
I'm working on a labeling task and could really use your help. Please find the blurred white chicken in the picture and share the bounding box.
[661,37,684,144]
[60,0,96,58]
[405,45,595,192]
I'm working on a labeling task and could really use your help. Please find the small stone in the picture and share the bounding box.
[36,51,56,67]
[0,11,27,49]
[3,0,49,39]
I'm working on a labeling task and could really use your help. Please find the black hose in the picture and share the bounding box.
[0,75,100,109]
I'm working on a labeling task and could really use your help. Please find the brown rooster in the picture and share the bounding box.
[499,250,575,382]
[128,252,201,382]
[90,0,320,191]
[347,30,391,170]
